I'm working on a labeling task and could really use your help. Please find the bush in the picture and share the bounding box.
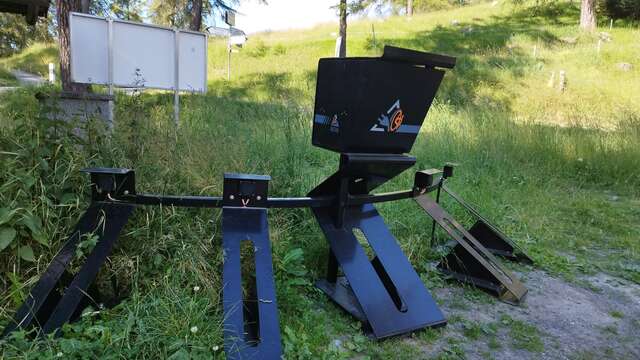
[247,39,270,58]
[413,0,466,12]
[599,0,640,21]
[273,44,287,56]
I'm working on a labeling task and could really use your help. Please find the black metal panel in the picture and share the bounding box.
[312,204,446,339]
[382,46,456,69]
[415,195,527,305]
[312,52,446,154]
[309,153,416,197]
[2,203,134,337]
[222,208,282,359]
[223,173,271,208]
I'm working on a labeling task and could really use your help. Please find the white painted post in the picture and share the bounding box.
[48,63,55,83]
[227,27,232,81]
[174,29,180,127]
[597,39,602,54]
[533,44,537,58]
[547,71,555,88]
[610,19,613,30]
[107,18,114,128]
[558,70,566,93]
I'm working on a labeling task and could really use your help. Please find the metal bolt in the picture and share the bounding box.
[124,190,129,195]
[256,195,262,201]
[97,187,103,194]
[229,195,235,200]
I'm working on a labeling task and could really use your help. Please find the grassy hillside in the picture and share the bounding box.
[1,1,638,358]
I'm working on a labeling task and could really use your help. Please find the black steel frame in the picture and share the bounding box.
[2,164,532,359]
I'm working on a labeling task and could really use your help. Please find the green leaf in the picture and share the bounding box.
[283,248,304,264]
[0,227,17,251]
[60,193,78,205]
[0,207,17,226]
[18,245,35,262]
[20,213,48,246]
[20,175,36,190]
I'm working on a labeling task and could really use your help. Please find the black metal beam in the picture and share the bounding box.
[101,186,437,210]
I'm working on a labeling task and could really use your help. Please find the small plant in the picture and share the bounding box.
[247,39,270,58]
[273,44,287,56]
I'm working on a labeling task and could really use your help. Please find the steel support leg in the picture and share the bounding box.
[221,174,282,360]
[2,202,134,337]
[314,204,446,339]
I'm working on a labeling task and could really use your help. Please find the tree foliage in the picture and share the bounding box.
[599,0,640,21]
[91,0,146,21]
[149,0,239,29]
[0,13,53,57]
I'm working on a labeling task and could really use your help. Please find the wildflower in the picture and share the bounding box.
[193,286,200,292]
[190,326,198,333]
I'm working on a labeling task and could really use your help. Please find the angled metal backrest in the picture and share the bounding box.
[415,194,527,304]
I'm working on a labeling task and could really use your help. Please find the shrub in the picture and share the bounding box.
[247,39,270,58]
[599,0,640,21]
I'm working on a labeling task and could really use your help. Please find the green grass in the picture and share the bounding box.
[0,66,18,87]
[0,43,58,78]
[1,0,639,358]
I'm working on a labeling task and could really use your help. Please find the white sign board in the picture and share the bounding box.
[70,14,108,84]
[229,35,247,46]
[112,21,176,89]
[70,12,207,93]
[178,32,208,92]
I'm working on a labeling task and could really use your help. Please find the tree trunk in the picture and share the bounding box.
[407,0,413,16]
[580,0,596,31]
[57,0,90,93]
[80,0,90,12]
[338,0,347,57]
[190,0,203,31]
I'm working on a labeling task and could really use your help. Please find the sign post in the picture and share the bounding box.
[174,29,180,126]
[225,10,236,81]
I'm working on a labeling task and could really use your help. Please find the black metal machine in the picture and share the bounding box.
[2,46,532,359]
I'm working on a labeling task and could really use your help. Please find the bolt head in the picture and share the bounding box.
[256,195,262,201]
[229,195,235,200]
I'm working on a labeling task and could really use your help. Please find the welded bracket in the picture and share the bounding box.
[2,168,135,338]
[221,173,282,359]
[415,195,527,304]
[311,154,446,339]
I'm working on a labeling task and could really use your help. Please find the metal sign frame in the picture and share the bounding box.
[69,12,208,125]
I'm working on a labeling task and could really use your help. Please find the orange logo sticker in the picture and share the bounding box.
[389,110,404,132]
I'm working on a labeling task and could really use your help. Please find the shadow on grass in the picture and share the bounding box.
[361,2,588,112]
[208,71,309,104]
